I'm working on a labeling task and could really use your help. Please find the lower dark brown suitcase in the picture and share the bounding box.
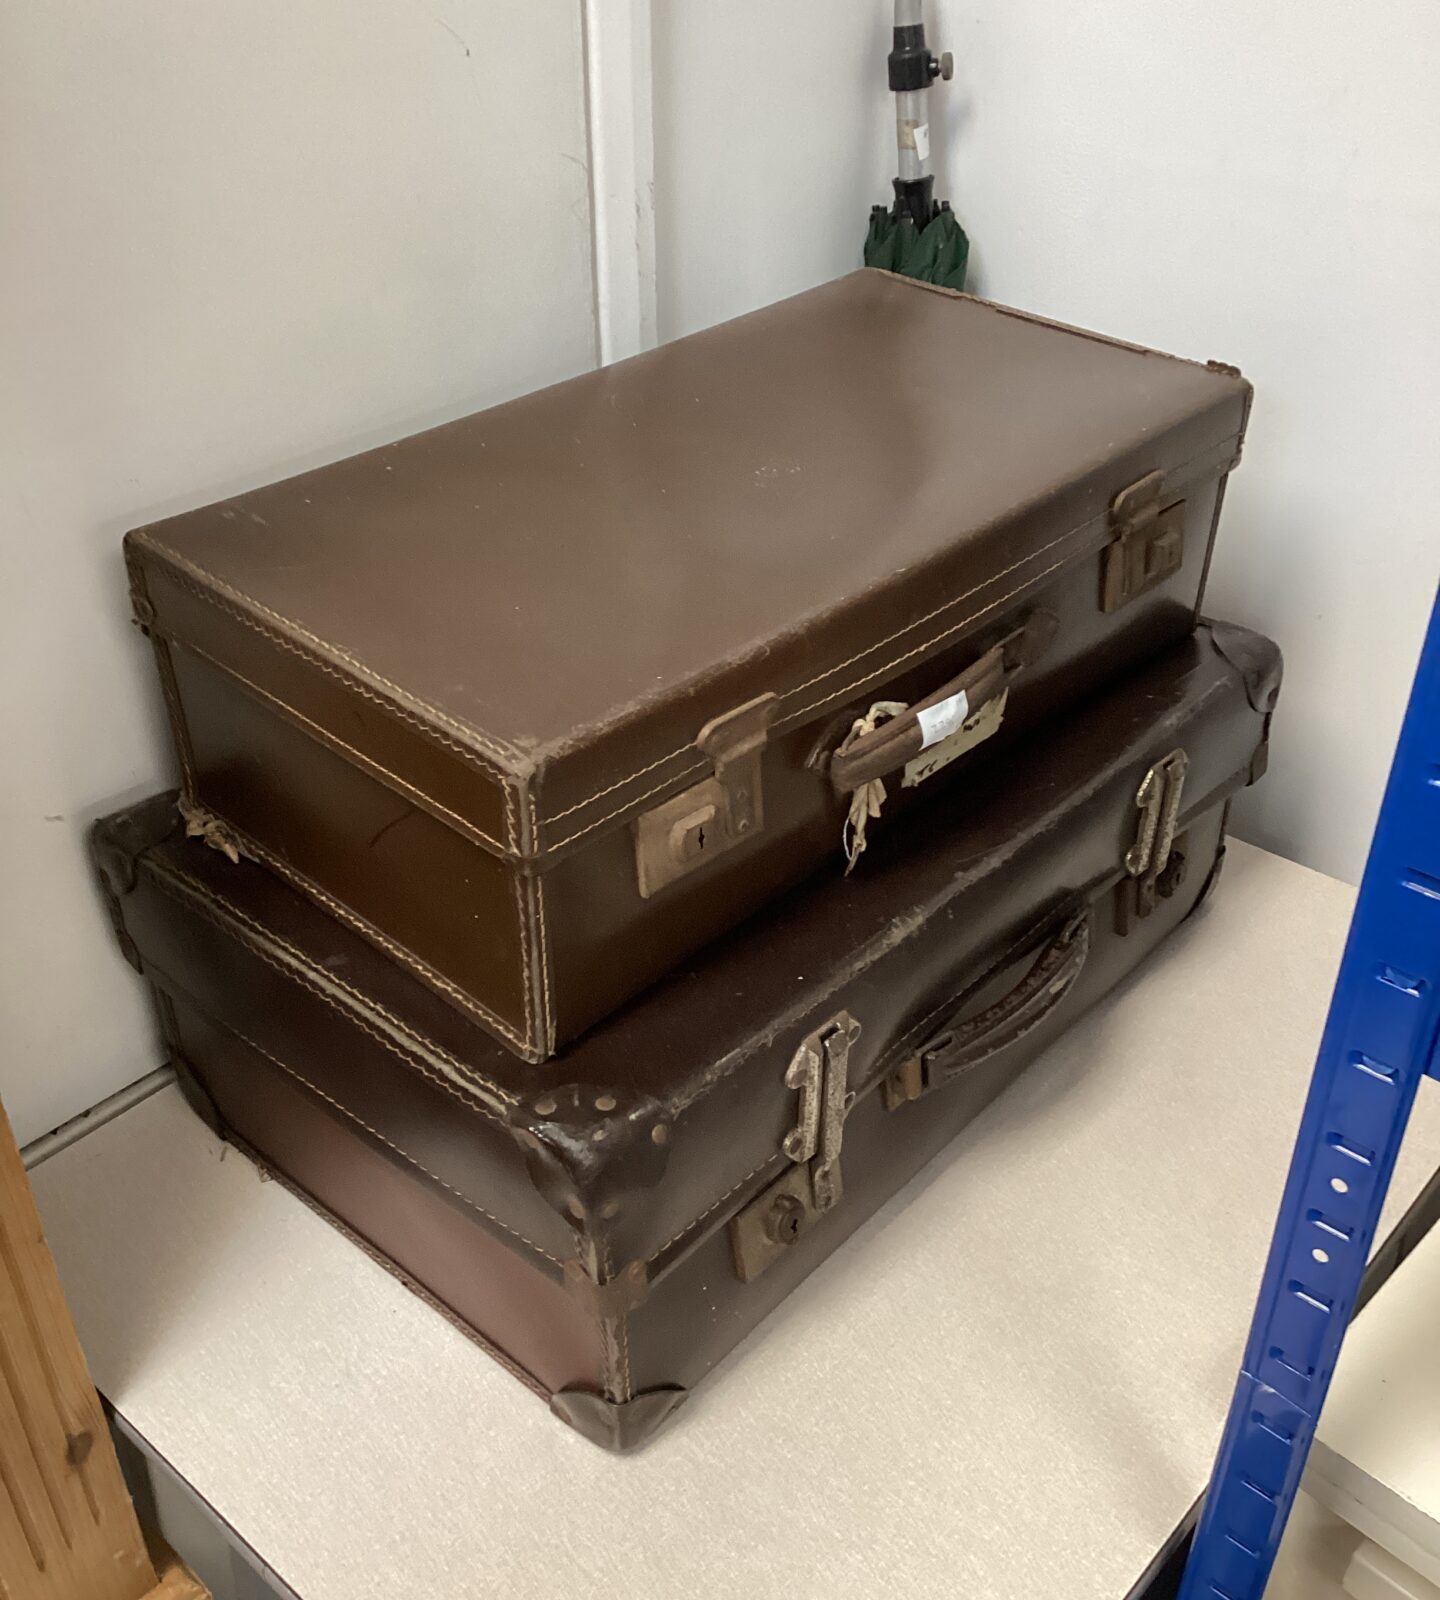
[92,622,1279,1451]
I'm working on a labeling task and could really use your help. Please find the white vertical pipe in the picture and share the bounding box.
[581,0,658,365]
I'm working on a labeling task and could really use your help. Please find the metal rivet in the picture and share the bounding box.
[600,1200,620,1220]
[534,1096,557,1116]
[594,1093,617,1112]
[651,1124,670,1145]
[566,1196,585,1219]
[591,1126,607,1143]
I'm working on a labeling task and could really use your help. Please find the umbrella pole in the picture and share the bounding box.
[888,0,952,231]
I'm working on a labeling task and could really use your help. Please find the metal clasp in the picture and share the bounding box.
[1101,472,1186,612]
[1117,749,1189,932]
[634,693,778,898]
[729,1012,861,1281]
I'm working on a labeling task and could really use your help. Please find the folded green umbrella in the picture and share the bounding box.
[864,204,969,292]
[866,1,969,291]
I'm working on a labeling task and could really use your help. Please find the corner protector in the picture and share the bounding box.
[549,1385,688,1452]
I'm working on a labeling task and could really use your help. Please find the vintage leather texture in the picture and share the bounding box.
[125,270,1252,1058]
[93,623,1279,1450]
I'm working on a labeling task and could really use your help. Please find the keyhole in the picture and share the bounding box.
[695,825,705,850]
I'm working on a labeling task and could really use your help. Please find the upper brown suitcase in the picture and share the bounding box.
[125,269,1252,1060]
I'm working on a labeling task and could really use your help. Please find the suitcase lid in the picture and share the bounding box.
[127,272,1251,862]
[97,624,1279,1283]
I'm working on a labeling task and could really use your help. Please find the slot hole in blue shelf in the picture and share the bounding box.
[1376,962,1426,996]
[1307,1209,1352,1240]
[1402,869,1440,902]
[1288,1281,1333,1314]
[1268,1348,1316,1383]
[1326,1132,1375,1165]
[1350,1052,1398,1083]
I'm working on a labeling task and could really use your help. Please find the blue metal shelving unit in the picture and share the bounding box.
[1179,588,1440,1600]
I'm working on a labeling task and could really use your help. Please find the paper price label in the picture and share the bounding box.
[917,689,970,750]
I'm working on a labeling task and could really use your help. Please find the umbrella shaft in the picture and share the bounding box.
[895,86,929,181]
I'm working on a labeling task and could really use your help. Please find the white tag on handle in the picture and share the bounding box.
[916,689,970,750]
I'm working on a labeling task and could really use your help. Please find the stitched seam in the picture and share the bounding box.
[232,1135,549,1397]
[601,1239,632,1404]
[543,546,1076,854]
[140,547,521,857]
[176,638,508,856]
[537,426,1237,833]
[537,526,1091,832]
[158,858,520,1094]
[595,1241,614,1399]
[147,861,520,1111]
[529,788,556,1052]
[218,1014,561,1265]
[137,537,524,770]
[511,868,534,1053]
[158,558,520,858]
[650,1153,779,1263]
[153,639,197,791]
[188,809,537,1056]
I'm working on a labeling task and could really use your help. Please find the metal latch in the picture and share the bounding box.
[1116,749,1189,932]
[635,693,778,898]
[729,1012,861,1282]
[1101,472,1186,612]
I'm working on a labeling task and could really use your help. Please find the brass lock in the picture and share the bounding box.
[634,694,778,898]
[1101,472,1186,612]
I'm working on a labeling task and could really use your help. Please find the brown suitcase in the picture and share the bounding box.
[93,622,1280,1450]
[124,269,1252,1060]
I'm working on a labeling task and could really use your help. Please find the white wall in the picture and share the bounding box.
[1,0,597,1145]
[653,0,1440,884]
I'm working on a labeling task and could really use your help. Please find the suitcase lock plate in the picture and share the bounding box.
[1117,748,1189,931]
[1101,472,1186,613]
[635,693,778,899]
[729,1012,860,1283]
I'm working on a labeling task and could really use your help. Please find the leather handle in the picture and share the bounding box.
[886,907,1091,1105]
[829,609,1058,794]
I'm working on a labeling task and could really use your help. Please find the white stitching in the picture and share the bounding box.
[543,545,1077,853]
[151,555,523,858]
[175,637,510,856]
[196,812,539,1057]
[529,787,556,1053]
[149,877,514,1122]
[149,861,521,1110]
[511,867,533,1052]
[538,516,1103,837]
[157,859,523,1099]
[152,638,197,790]
[142,427,1236,846]
[214,1013,561,1265]
[137,536,523,770]
[650,1153,778,1263]
[780,549,1074,727]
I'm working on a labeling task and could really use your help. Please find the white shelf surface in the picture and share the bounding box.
[1307,1217,1440,1589]
[28,843,1440,1600]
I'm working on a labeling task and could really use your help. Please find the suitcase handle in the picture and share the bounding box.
[884,906,1091,1106]
[828,609,1058,793]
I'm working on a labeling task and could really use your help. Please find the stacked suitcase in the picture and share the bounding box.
[96,270,1279,1450]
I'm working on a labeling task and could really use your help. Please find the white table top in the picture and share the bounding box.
[29,843,1440,1600]
[1307,1216,1440,1588]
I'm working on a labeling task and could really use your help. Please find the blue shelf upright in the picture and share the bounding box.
[1179,587,1440,1600]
